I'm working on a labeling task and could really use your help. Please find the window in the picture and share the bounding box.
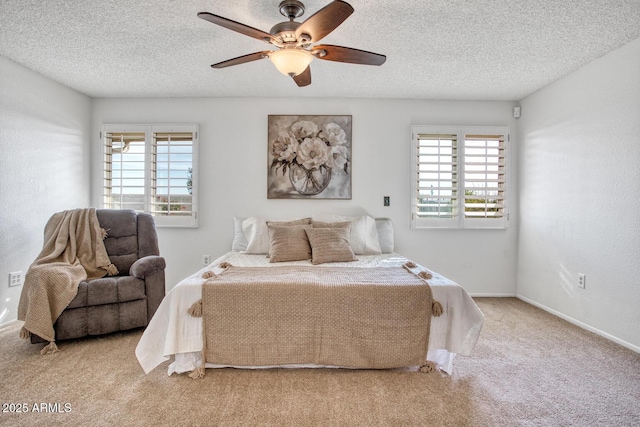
[411,125,508,229]
[101,124,198,228]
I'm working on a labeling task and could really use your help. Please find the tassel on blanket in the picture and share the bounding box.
[418,271,433,280]
[202,271,216,279]
[40,341,59,355]
[19,327,31,339]
[219,262,232,269]
[101,228,109,240]
[419,361,436,373]
[404,261,417,269]
[187,299,203,318]
[432,300,444,317]
[189,366,205,380]
[106,263,119,276]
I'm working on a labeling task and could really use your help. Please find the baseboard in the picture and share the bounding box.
[517,294,640,354]
[469,293,517,298]
[0,319,20,330]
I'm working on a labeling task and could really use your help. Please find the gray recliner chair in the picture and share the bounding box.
[32,209,166,343]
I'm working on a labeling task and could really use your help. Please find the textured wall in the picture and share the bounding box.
[517,37,640,350]
[91,97,519,297]
[0,57,91,324]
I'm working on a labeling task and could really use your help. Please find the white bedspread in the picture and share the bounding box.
[135,252,484,375]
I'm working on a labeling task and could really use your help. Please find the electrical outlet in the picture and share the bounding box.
[578,273,586,289]
[202,255,211,266]
[9,271,23,287]
[384,196,390,206]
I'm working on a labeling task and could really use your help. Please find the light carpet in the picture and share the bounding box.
[0,298,638,426]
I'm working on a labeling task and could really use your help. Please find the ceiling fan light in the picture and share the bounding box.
[269,49,313,77]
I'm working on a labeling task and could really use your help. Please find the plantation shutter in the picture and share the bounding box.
[103,129,147,211]
[411,125,508,229]
[150,131,194,218]
[463,133,506,221]
[415,133,459,224]
[101,124,198,228]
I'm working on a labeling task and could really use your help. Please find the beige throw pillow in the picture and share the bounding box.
[311,215,382,255]
[268,224,312,262]
[305,227,357,265]
[311,220,351,230]
[243,217,311,254]
[267,218,312,227]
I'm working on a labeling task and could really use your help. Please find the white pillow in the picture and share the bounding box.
[311,214,381,255]
[242,217,270,254]
[232,217,249,251]
[242,217,312,254]
[375,218,394,253]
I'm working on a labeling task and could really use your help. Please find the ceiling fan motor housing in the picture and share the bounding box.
[270,20,301,42]
[273,1,311,44]
[279,0,305,19]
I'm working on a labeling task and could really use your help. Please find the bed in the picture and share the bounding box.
[135,215,484,376]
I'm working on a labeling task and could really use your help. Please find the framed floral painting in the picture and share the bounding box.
[268,115,352,199]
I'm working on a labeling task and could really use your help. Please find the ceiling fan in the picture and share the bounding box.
[197,0,386,87]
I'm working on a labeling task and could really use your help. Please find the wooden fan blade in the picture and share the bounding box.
[295,1,354,43]
[198,12,277,44]
[311,44,386,66]
[211,51,271,69]
[293,66,312,87]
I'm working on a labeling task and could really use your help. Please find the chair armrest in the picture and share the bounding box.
[130,255,166,279]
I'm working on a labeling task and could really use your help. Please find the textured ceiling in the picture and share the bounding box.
[1,0,639,100]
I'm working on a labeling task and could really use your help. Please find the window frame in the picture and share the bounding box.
[100,123,199,228]
[411,125,509,229]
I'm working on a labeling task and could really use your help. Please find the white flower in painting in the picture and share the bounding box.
[291,121,318,139]
[319,122,347,146]
[327,145,348,170]
[271,131,298,162]
[271,119,349,179]
[297,137,329,170]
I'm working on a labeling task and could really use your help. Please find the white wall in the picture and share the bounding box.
[92,98,519,296]
[0,57,92,324]
[517,37,640,350]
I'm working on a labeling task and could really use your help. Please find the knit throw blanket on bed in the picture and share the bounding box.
[196,266,434,371]
[17,208,117,352]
